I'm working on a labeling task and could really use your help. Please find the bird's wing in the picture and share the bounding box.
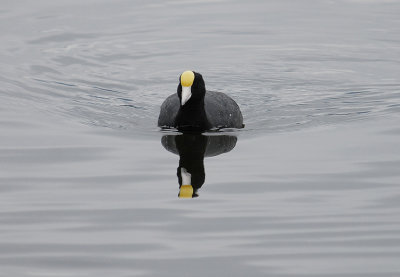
[158,94,180,127]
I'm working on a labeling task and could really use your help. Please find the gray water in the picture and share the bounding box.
[1,0,400,276]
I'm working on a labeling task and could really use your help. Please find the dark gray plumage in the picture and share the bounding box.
[158,71,244,132]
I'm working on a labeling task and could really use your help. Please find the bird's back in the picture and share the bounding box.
[158,91,243,129]
[158,94,180,128]
[204,91,243,129]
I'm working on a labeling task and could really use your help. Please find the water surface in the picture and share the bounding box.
[1,0,400,276]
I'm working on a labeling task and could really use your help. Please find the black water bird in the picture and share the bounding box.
[158,71,244,132]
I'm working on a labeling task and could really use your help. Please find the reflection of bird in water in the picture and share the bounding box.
[161,134,237,198]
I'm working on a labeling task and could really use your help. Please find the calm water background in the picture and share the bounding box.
[1,0,400,276]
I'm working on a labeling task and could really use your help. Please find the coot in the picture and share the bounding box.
[158,71,243,132]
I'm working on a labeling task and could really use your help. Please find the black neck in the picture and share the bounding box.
[175,99,210,132]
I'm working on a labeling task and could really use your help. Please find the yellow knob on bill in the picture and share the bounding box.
[180,71,194,87]
[179,185,194,198]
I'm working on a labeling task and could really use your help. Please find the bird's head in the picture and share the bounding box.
[177,71,206,106]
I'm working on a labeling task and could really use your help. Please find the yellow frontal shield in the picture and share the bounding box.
[180,71,194,87]
[179,185,194,198]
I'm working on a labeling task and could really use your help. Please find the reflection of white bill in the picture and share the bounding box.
[179,168,193,198]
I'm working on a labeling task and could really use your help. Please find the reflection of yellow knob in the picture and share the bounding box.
[180,71,194,87]
[179,185,193,198]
